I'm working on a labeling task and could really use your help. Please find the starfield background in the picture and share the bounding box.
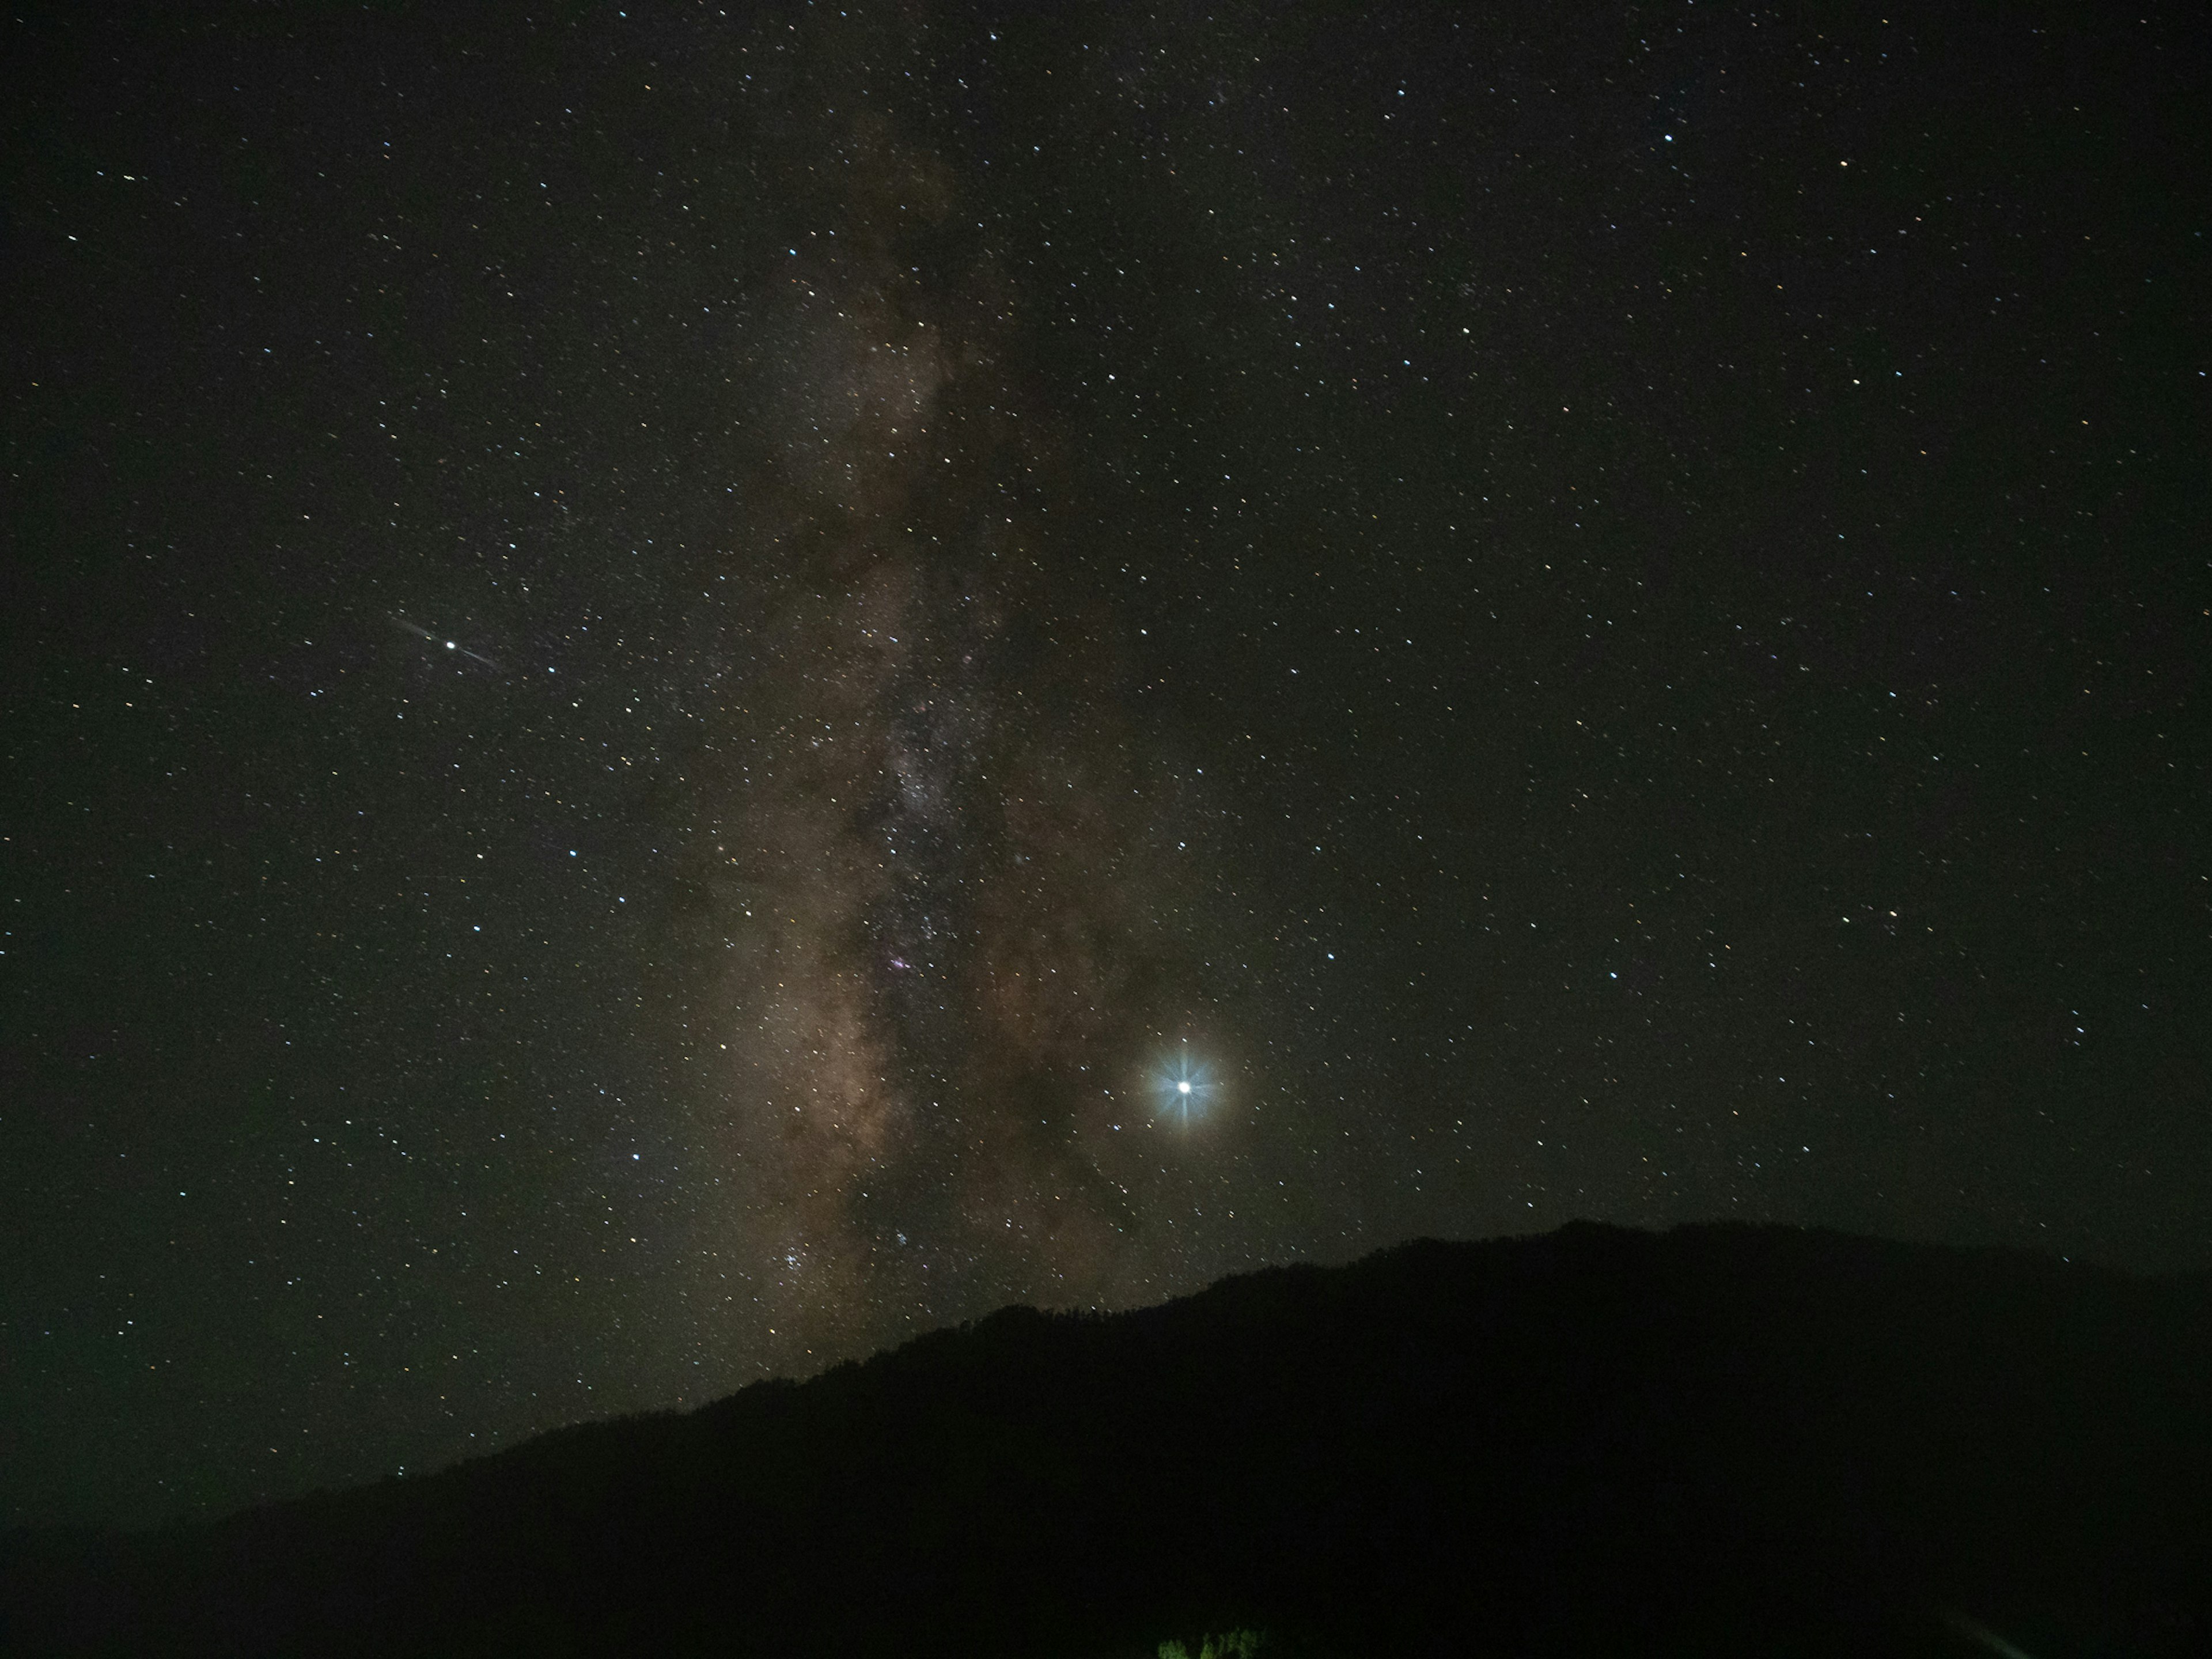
[1,0,2206,1540]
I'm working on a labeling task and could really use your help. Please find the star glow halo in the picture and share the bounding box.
[1153,1048,1215,1125]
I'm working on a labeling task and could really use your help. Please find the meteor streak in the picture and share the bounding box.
[390,613,501,672]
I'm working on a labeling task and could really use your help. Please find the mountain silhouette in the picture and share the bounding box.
[4,1221,2207,1656]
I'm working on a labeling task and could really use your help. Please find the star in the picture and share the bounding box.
[1155,1050,1214,1125]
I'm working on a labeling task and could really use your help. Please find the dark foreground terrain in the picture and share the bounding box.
[4,1222,2207,1656]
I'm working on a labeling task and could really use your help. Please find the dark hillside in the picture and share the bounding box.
[4,1222,2207,1656]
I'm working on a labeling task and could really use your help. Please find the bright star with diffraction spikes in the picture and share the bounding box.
[1154,1048,1214,1125]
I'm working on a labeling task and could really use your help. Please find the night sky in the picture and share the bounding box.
[3,0,2205,1529]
